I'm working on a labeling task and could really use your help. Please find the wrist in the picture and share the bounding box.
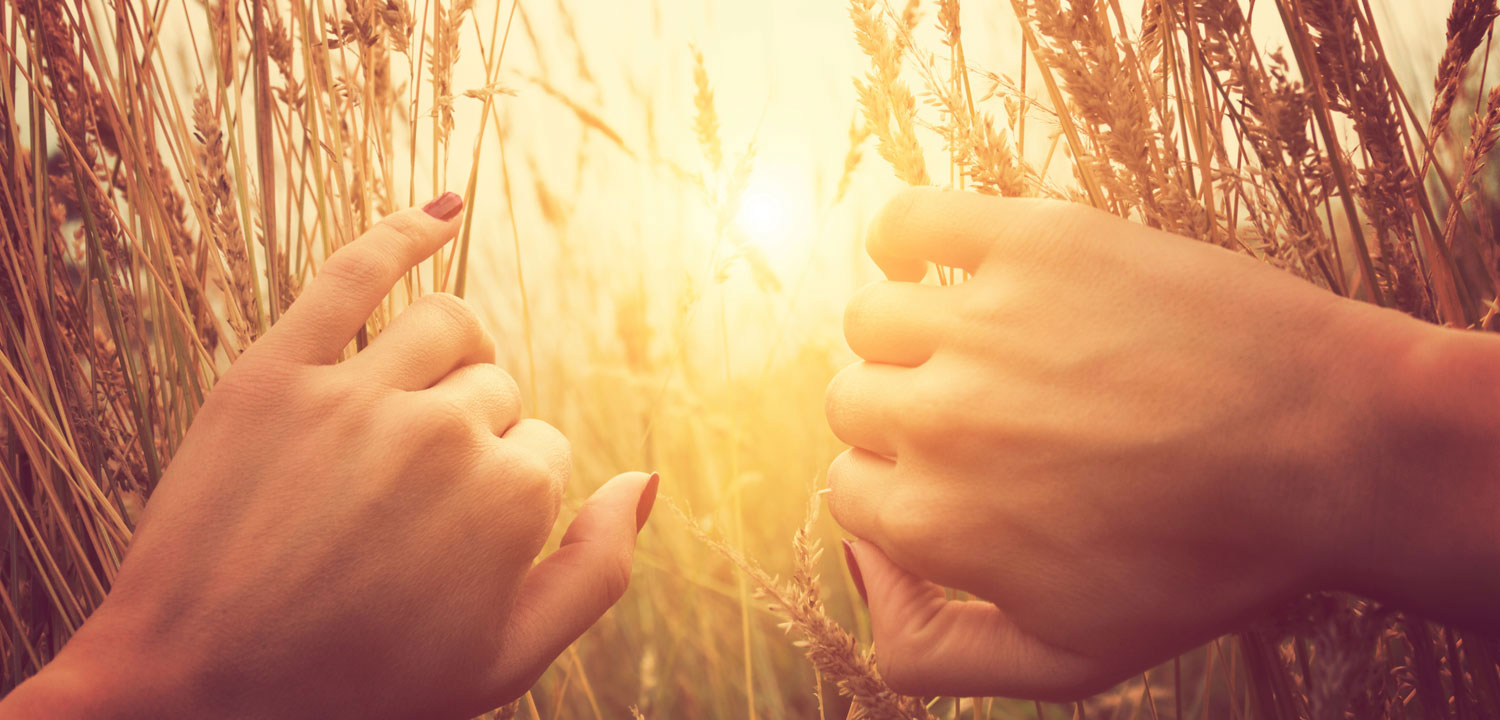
[0,656,105,720]
[1333,314,1500,628]
[0,605,208,720]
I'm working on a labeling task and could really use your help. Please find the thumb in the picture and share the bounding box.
[843,540,1105,701]
[488,471,660,700]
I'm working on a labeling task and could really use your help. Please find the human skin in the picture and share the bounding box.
[825,187,1500,700]
[0,194,658,720]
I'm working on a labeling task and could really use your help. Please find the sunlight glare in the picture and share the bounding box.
[732,172,814,266]
[735,186,786,241]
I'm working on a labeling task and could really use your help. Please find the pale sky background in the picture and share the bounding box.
[134,0,1468,383]
[446,0,1457,380]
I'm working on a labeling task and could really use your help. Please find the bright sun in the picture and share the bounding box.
[735,186,787,240]
[731,172,812,265]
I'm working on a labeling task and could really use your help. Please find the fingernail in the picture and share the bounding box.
[422,191,464,220]
[635,472,660,533]
[842,539,867,605]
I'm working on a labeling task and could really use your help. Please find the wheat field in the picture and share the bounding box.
[3,0,1500,717]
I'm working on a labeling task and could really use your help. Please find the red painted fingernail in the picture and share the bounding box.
[635,472,660,532]
[842,539,867,605]
[422,191,464,220]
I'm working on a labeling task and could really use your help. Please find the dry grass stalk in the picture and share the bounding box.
[492,700,520,719]
[680,52,777,292]
[9,0,1500,716]
[677,498,934,720]
[833,0,1500,716]
[1425,0,1499,170]
[1178,2,1340,285]
[429,0,475,150]
[3,0,517,700]
[1301,0,1434,319]
[192,90,260,345]
[1028,0,1217,241]
[835,118,872,205]
[1443,86,1500,281]
[849,0,929,185]
[898,0,1034,197]
[692,46,724,173]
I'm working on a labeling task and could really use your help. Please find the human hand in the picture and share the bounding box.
[2,194,659,719]
[824,188,1491,699]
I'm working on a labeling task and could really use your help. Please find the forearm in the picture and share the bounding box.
[1335,316,1500,630]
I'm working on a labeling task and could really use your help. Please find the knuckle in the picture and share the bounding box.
[824,451,875,534]
[548,443,573,497]
[483,475,555,547]
[451,364,522,426]
[597,549,634,605]
[377,211,423,243]
[509,452,552,488]
[824,457,855,524]
[825,449,853,489]
[417,292,483,334]
[823,363,857,423]
[526,420,572,465]
[321,244,397,290]
[422,293,493,360]
[470,362,521,402]
[506,442,569,505]
[842,283,881,343]
[418,397,479,443]
[868,187,924,252]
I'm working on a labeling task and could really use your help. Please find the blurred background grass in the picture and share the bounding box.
[2,0,1489,717]
[461,2,1457,716]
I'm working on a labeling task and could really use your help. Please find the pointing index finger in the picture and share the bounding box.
[265,193,465,363]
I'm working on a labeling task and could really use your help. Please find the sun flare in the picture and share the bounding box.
[732,171,815,266]
[735,186,786,240]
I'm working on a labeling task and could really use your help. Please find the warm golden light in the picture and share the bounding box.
[734,185,786,242]
[5,0,1475,717]
[732,170,816,268]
